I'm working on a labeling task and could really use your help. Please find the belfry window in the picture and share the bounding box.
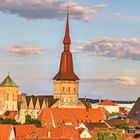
[13,94,14,100]
[62,87,65,92]
[7,94,9,100]
[68,87,71,93]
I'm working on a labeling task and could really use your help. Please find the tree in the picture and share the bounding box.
[0,118,21,124]
[115,123,130,131]
[106,112,120,120]
[94,129,126,140]
[24,114,42,128]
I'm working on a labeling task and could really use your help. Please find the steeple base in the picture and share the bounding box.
[53,80,80,108]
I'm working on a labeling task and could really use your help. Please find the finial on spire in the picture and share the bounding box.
[8,71,10,76]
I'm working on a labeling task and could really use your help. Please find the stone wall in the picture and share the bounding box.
[0,87,19,114]
[53,80,80,108]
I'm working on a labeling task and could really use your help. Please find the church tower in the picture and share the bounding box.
[53,13,79,108]
[0,75,19,114]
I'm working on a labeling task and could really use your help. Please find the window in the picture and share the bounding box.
[72,114,76,118]
[84,134,87,138]
[68,87,71,93]
[65,122,72,125]
[68,98,70,102]
[62,87,65,92]
[7,94,9,100]
[64,98,66,102]
[13,94,14,100]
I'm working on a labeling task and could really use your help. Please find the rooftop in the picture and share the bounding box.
[0,75,18,87]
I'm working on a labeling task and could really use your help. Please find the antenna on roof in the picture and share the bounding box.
[8,71,10,76]
[99,92,102,103]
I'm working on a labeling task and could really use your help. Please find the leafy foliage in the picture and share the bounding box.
[95,129,126,140]
[0,118,21,124]
[106,112,120,120]
[115,123,131,131]
[18,101,22,112]
[24,114,42,128]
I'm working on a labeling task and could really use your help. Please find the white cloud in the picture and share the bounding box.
[73,37,140,61]
[0,0,105,21]
[0,45,44,56]
[113,12,122,17]
[82,76,139,87]
[114,76,138,86]
[95,4,109,8]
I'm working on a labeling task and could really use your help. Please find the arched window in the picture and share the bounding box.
[13,94,14,100]
[7,94,9,100]
[64,98,66,102]
[68,87,71,93]
[62,87,65,92]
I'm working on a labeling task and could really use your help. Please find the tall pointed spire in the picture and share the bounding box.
[63,13,71,48]
[53,13,79,81]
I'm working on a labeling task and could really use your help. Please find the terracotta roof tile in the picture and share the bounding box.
[39,108,105,128]
[13,124,78,139]
[98,100,118,106]
[0,124,13,140]
[1,111,17,119]
[83,122,109,130]
[105,119,138,128]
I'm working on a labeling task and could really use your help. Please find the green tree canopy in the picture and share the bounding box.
[0,118,21,124]
[95,129,126,140]
[115,123,131,131]
[24,114,42,128]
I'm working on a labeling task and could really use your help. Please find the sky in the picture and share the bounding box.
[0,0,140,101]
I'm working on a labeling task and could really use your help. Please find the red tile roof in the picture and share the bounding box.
[98,100,118,106]
[15,138,70,140]
[13,124,37,138]
[39,108,105,128]
[0,111,17,119]
[98,107,109,115]
[0,124,13,140]
[105,119,138,128]
[14,124,79,140]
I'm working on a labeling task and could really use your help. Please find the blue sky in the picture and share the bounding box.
[0,0,140,100]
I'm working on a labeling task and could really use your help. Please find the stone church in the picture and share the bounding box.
[0,75,19,115]
[0,13,87,122]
